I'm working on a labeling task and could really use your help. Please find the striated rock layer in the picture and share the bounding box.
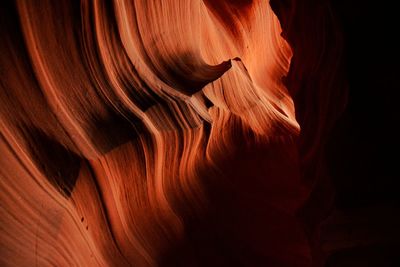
[0,0,345,266]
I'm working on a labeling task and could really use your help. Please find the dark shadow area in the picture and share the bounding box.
[272,0,400,265]
[325,0,400,265]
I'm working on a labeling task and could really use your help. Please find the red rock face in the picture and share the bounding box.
[0,1,348,266]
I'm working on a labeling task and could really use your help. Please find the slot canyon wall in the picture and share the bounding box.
[1,0,398,266]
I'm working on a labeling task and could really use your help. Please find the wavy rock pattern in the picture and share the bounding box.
[0,0,345,266]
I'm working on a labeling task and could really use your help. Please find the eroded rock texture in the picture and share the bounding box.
[0,0,346,266]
